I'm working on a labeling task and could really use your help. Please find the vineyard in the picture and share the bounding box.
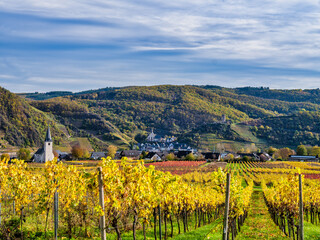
[0,159,319,239]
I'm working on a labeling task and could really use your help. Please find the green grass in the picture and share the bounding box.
[197,134,244,152]
[304,222,320,240]
[10,206,224,240]
[55,137,94,152]
[173,219,222,240]
[75,137,94,152]
[231,124,267,148]
[102,215,224,240]
[236,186,290,240]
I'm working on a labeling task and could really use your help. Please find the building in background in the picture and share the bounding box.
[32,127,54,163]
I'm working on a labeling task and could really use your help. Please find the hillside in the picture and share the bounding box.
[0,87,66,148]
[250,111,320,146]
[68,85,274,133]
[12,85,320,151]
[30,97,133,149]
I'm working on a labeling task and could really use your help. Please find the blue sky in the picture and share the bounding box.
[1,0,320,92]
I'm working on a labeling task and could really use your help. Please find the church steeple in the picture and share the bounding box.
[45,127,52,142]
[44,126,54,163]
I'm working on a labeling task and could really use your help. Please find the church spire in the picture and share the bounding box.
[45,126,52,142]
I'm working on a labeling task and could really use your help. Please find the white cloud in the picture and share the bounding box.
[2,0,320,91]
[0,74,16,79]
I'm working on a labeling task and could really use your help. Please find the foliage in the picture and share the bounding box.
[18,91,73,101]
[251,111,320,146]
[17,148,31,161]
[267,146,278,155]
[134,133,147,142]
[10,85,320,150]
[71,145,83,159]
[296,145,307,156]
[185,153,196,161]
[0,87,65,147]
[273,148,295,160]
[7,85,320,150]
[1,158,251,239]
[166,152,175,160]
[107,145,117,158]
[82,149,91,159]
[310,146,320,156]
[225,154,234,161]
[0,153,10,160]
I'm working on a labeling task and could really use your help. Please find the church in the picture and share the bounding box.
[146,128,157,142]
[32,127,54,163]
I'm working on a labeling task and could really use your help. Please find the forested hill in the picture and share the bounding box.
[232,87,320,104]
[0,87,66,148]
[12,85,320,150]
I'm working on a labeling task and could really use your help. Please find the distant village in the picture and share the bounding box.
[2,126,320,163]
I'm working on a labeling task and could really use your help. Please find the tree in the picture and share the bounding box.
[267,146,278,155]
[134,133,147,142]
[216,143,225,153]
[244,143,258,153]
[107,145,117,159]
[306,145,313,155]
[166,153,175,161]
[311,146,320,157]
[53,150,59,158]
[185,153,195,161]
[274,148,295,160]
[197,154,204,160]
[140,151,148,159]
[71,145,83,159]
[296,145,307,156]
[225,154,234,161]
[0,153,10,160]
[82,149,91,159]
[249,143,258,153]
[17,148,31,161]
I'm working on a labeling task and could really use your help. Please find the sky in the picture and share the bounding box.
[1,0,320,92]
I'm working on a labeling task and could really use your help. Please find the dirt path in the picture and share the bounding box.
[236,186,290,240]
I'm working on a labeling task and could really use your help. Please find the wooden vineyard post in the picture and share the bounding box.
[20,207,24,240]
[98,167,106,240]
[13,200,16,215]
[222,173,231,240]
[299,174,304,240]
[158,205,162,240]
[54,190,59,240]
[0,190,1,225]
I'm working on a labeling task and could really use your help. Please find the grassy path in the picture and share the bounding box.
[236,186,290,240]
[172,219,222,240]
[169,184,320,240]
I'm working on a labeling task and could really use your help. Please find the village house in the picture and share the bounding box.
[258,153,272,162]
[135,142,195,153]
[119,150,142,159]
[144,151,169,161]
[236,153,260,161]
[91,152,107,160]
[175,150,193,159]
[144,152,162,161]
[202,152,221,161]
[55,150,70,161]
